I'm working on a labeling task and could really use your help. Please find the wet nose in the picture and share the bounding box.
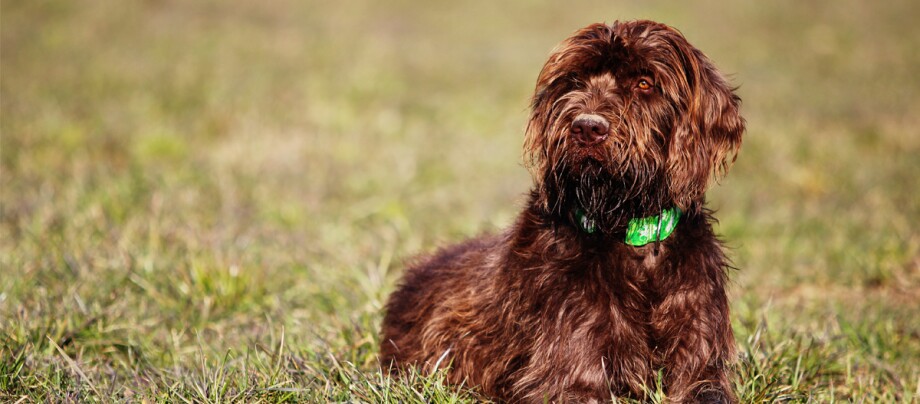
[571,114,610,145]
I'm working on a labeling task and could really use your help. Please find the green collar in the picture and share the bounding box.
[575,207,682,246]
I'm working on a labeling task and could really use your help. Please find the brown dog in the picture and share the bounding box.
[381,20,744,403]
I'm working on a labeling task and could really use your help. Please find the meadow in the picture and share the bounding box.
[2,0,918,402]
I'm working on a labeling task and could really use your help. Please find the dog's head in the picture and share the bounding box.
[524,21,744,233]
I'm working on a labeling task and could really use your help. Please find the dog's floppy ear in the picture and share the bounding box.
[524,24,613,189]
[666,38,744,211]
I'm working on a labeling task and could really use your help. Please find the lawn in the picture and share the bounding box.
[2,0,918,402]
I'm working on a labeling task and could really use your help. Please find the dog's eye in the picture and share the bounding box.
[636,78,654,92]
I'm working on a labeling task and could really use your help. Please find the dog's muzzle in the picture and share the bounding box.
[571,114,610,146]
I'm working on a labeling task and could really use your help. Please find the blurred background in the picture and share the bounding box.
[2,0,917,401]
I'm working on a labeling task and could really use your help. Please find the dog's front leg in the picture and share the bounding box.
[652,277,736,403]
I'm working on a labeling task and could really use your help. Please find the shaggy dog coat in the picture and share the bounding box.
[381,20,745,403]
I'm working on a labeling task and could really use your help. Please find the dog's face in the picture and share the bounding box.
[524,21,744,233]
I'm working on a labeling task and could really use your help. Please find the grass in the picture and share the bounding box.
[2,0,918,402]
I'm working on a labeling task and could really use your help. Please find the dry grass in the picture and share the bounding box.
[2,0,918,402]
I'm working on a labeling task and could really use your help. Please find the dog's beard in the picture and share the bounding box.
[541,157,670,235]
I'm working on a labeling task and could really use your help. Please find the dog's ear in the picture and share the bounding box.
[666,39,744,210]
[524,24,613,191]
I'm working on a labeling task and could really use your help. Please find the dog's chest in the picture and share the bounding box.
[611,241,671,282]
[632,243,667,269]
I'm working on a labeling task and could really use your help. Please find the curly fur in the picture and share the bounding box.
[381,20,745,403]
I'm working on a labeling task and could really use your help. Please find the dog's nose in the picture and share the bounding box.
[571,114,610,145]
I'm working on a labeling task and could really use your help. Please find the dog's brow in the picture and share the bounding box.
[588,73,616,89]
